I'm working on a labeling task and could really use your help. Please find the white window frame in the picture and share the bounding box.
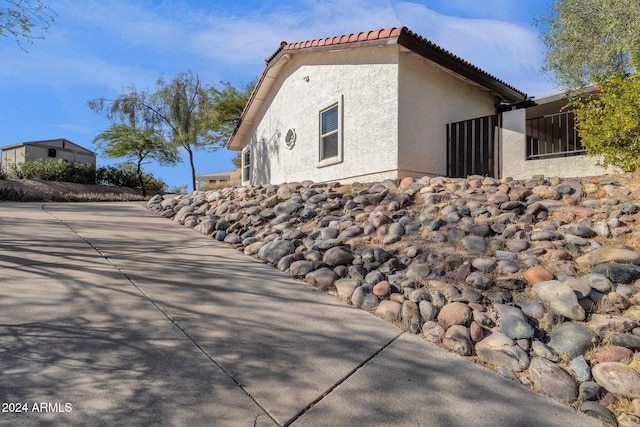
[241,147,251,184]
[317,95,343,168]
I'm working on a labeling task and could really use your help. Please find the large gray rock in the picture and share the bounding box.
[559,223,596,238]
[499,315,534,340]
[475,332,530,372]
[548,322,598,358]
[273,201,301,216]
[529,357,578,402]
[532,280,585,320]
[580,402,617,427]
[592,263,640,284]
[174,205,194,223]
[569,355,591,382]
[406,263,431,283]
[322,246,354,267]
[257,240,296,265]
[418,300,437,322]
[608,332,640,351]
[461,236,486,253]
[351,284,380,310]
[580,273,613,293]
[288,260,315,277]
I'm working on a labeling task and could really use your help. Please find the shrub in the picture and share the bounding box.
[96,163,166,192]
[10,159,96,184]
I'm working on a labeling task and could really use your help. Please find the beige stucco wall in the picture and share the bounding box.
[245,45,400,185]
[500,109,617,179]
[25,145,95,165]
[1,143,95,173]
[397,50,498,177]
[0,146,26,172]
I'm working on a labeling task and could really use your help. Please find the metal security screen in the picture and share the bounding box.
[447,114,498,178]
[526,111,585,160]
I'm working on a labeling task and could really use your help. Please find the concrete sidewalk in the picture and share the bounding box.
[0,202,602,426]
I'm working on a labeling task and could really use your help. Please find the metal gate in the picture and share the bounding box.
[446,114,498,178]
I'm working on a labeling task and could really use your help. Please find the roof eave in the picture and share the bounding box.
[396,32,526,103]
[227,53,293,151]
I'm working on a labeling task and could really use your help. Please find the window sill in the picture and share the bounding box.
[316,156,343,168]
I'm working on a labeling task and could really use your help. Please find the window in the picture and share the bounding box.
[320,105,339,160]
[318,99,342,167]
[241,148,250,183]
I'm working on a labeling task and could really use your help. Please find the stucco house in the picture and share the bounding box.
[1,138,96,173]
[227,27,614,185]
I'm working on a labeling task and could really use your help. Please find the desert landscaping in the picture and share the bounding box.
[145,172,640,426]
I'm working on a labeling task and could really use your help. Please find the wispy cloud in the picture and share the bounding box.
[55,123,96,135]
[0,0,556,98]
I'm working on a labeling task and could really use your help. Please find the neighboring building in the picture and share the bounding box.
[227,27,615,186]
[500,89,618,179]
[195,170,234,188]
[1,138,96,173]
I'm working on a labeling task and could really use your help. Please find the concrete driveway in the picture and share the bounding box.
[0,202,602,426]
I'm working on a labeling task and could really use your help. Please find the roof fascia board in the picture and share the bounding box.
[396,32,525,103]
[274,37,398,61]
[227,54,291,150]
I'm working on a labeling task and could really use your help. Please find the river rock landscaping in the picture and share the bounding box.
[148,173,640,426]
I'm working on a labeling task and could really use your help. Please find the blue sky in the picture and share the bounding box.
[0,0,556,190]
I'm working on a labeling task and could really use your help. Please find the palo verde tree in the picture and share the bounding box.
[539,0,640,171]
[0,0,55,51]
[89,88,178,196]
[151,71,215,192]
[91,72,253,192]
[152,74,254,191]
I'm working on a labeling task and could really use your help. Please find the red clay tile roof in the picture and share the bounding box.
[264,27,405,63]
[227,26,527,149]
[265,27,523,98]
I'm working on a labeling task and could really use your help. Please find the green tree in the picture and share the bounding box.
[90,73,253,192]
[152,74,254,191]
[540,0,640,172]
[208,81,255,147]
[96,163,166,192]
[231,152,242,169]
[539,0,640,88]
[566,66,640,172]
[0,0,55,51]
[211,81,254,173]
[89,88,178,196]
[151,71,214,192]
